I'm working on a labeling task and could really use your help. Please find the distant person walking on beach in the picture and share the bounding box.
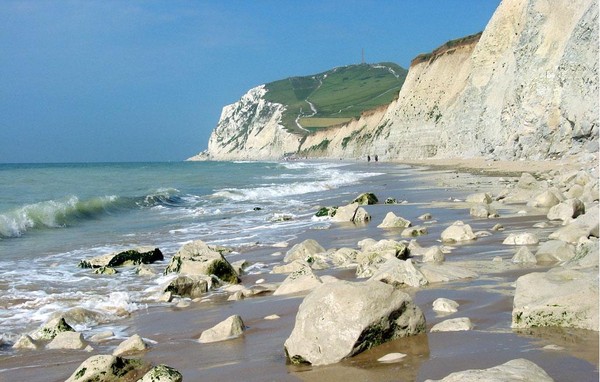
[367,155,371,162]
[375,155,378,162]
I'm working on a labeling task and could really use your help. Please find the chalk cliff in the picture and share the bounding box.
[192,0,598,162]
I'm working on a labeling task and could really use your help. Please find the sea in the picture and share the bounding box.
[0,160,407,344]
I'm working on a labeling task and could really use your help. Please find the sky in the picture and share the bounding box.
[0,0,500,163]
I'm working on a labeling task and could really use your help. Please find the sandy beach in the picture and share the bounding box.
[1,158,598,382]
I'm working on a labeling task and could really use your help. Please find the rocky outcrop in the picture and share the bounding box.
[193,0,597,163]
[200,86,299,160]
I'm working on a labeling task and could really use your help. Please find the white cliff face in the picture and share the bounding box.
[196,0,598,162]
[205,85,299,160]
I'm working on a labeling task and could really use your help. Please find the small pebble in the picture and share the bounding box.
[377,353,407,363]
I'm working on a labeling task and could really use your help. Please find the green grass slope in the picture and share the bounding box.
[263,63,407,134]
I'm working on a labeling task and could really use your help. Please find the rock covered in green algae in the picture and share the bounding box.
[138,364,183,382]
[31,316,75,341]
[164,240,239,284]
[353,192,379,205]
[79,247,163,269]
[65,355,150,382]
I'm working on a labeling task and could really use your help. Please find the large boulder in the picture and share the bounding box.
[284,281,426,366]
[424,358,553,382]
[512,268,599,331]
[369,258,428,288]
[283,239,326,263]
[331,203,371,223]
[198,315,245,343]
[377,212,411,228]
[79,247,163,269]
[527,189,562,208]
[65,355,149,382]
[440,221,476,243]
[549,208,599,243]
[547,198,585,221]
[164,240,238,284]
[273,263,323,296]
[535,240,576,263]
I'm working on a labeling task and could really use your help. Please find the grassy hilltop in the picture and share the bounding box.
[263,63,407,134]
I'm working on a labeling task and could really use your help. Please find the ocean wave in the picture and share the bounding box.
[0,195,121,238]
[212,167,380,202]
[0,188,193,238]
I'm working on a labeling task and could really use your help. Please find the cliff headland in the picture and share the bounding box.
[189,0,598,165]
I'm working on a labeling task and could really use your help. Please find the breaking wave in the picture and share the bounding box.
[0,188,189,238]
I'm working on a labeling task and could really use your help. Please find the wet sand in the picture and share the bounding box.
[0,162,598,381]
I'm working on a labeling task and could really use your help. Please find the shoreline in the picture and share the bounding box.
[397,154,598,177]
[1,159,598,381]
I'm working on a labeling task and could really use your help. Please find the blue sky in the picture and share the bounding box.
[0,0,500,163]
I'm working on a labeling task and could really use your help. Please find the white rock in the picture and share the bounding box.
[164,240,238,284]
[264,314,280,320]
[430,317,473,332]
[440,221,476,242]
[511,246,537,264]
[284,239,326,263]
[377,352,407,362]
[547,198,585,221]
[424,358,553,382]
[470,203,498,218]
[423,246,445,263]
[369,258,428,288]
[466,192,492,204]
[273,263,322,296]
[549,207,599,243]
[502,232,539,245]
[47,331,88,350]
[284,281,425,366]
[198,315,245,343]
[535,240,576,263]
[113,334,149,356]
[377,212,411,228]
[512,268,599,331]
[331,203,371,223]
[12,334,41,350]
[432,298,459,313]
[528,189,561,208]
